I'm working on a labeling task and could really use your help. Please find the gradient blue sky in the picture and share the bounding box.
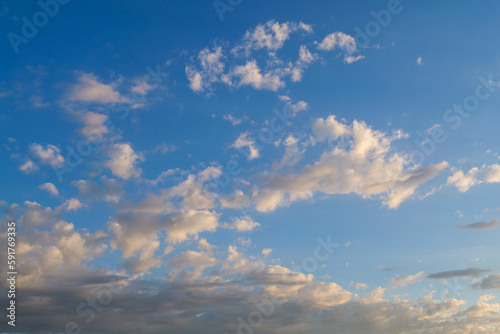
[1,1,500,333]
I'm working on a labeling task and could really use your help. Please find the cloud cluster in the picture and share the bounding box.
[447,164,500,192]
[252,115,448,211]
[185,21,363,93]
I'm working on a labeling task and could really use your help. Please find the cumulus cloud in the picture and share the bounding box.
[19,159,38,173]
[317,32,364,63]
[39,183,59,196]
[230,132,260,159]
[279,95,309,116]
[68,73,127,104]
[232,20,313,56]
[29,143,65,166]
[223,215,260,232]
[253,115,447,212]
[56,198,86,212]
[71,176,124,202]
[447,164,500,192]
[186,46,229,92]
[105,143,143,180]
[219,189,250,209]
[232,60,286,91]
[78,111,109,141]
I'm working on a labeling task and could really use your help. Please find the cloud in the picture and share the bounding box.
[105,143,143,180]
[458,219,500,230]
[68,73,127,104]
[230,132,260,159]
[152,143,176,154]
[272,135,304,170]
[232,20,312,56]
[29,143,65,166]
[78,111,109,141]
[472,274,500,290]
[223,114,247,126]
[223,216,260,232]
[39,183,59,196]
[355,282,369,290]
[427,268,489,279]
[131,78,154,95]
[417,56,424,65]
[232,60,286,91]
[30,95,50,108]
[252,115,447,212]
[19,159,39,174]
[279,95,309,116]
[71,176,124,202]
[447,164,500,192]
[186,46,229,92]
[390,271,426,288]
[317,32,364,63]
[57,198,86,212]
[219,189,250,209]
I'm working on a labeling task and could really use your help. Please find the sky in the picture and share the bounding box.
[1,0,500,333]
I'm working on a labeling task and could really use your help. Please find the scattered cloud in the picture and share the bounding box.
[223,215,260,232]
[39,183,59,196]
[105,143,143,180]
[19,159,39,174]
[68,73,128,104]
[317,32,364,63]
[448,164,500,192]
[390,271,426,288]
[252,115,447,212]
[29,143,65,166]
[230,132,260,159]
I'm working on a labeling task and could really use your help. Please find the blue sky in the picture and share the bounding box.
[1,0,500,333]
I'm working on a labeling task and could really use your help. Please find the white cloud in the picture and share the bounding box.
[223,215,260,232]
[131,78,154,95]
[105,143,143,180]
[232,60,285,91]
[232,20,313,56]
[317,32,364,63]
[79,111,108,141]
[19,159,39,173]
[69,73,127,104]
[39,183,59,196]
[186,46,229,92]
[230,132,260,159]
[219,189,250,209]
[253,116,448,212]
[57,198,86,212]
[30,143,65,166]
[390,271,426,288]
[447,164,500,192]
[272,135,304,170]
[280,95,309,116]
[223,114,247,126]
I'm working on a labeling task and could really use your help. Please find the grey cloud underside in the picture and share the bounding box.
[427,268,489,279]
[458,219,500,230]
[3,275,500,334]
